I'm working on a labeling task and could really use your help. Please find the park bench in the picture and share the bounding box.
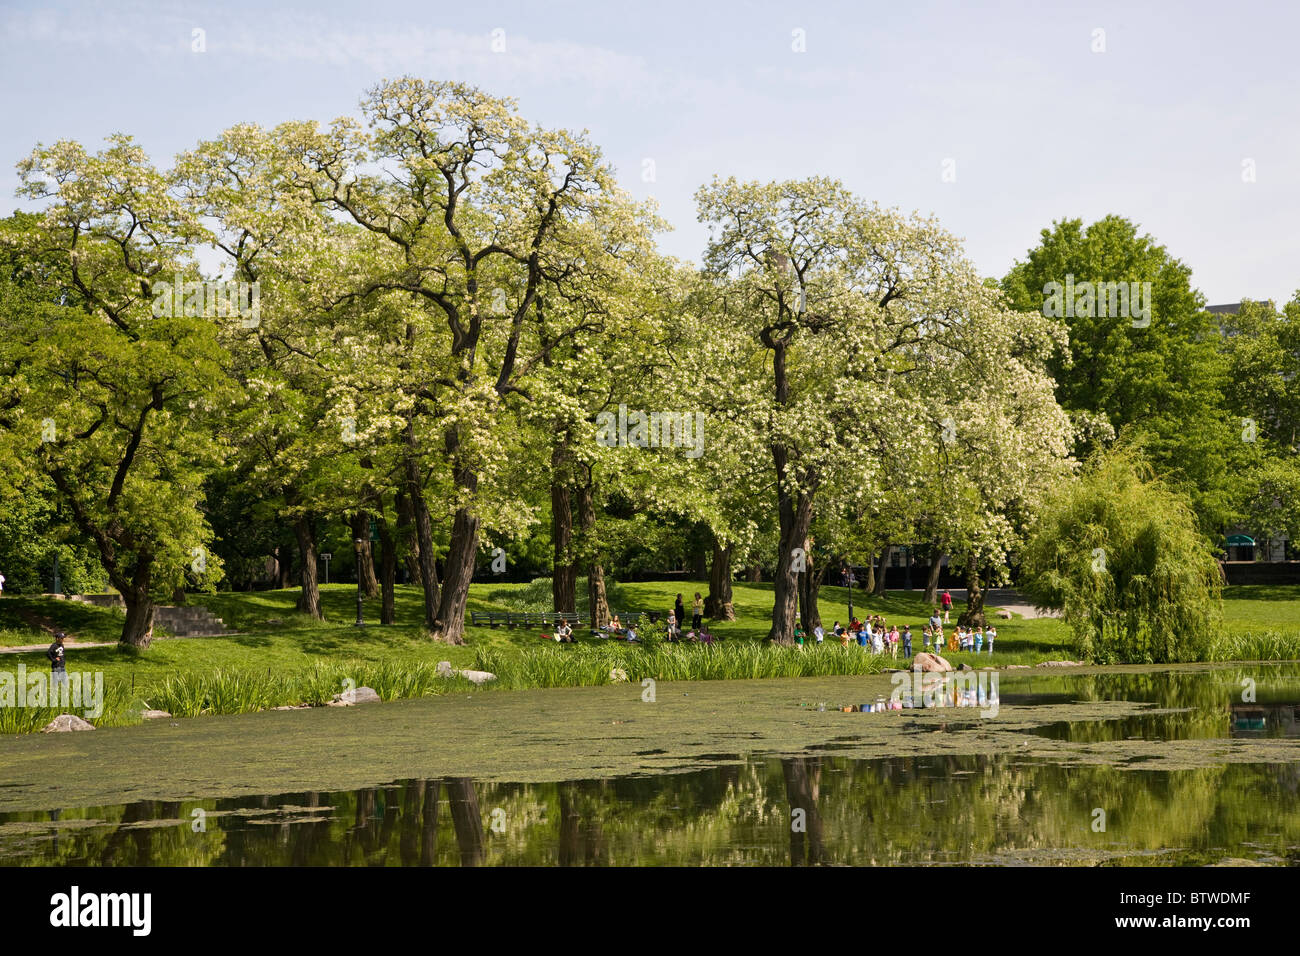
[469,611,499,628]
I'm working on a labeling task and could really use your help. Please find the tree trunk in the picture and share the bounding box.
[551,443,576,613]
[349,512,380,598]
[769,490,815,645]
[958,552,986,629]
[704,536,735,620]
[378,510,396,626]
[802,557,825,632]
[394,491,419,585]
[872,544,893,596]
[119,572,156,649]
[275,545,292,589]
[294,516,322,619]
[430,424,480,645]
[746,563,762,582]
[405,454,440,629]
[924,544,945,605]
[864,558,875,593]
[420,779,440,866]
[446,777,485,867]
[782,757,826,867]
[576,482,609,627]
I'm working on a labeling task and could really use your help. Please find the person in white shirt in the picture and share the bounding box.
[813,624,825,644]
[0,572,6,595]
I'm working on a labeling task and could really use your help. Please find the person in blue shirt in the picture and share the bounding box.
[902,626,912,657]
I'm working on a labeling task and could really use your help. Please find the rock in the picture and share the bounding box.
[1004,664,1031,669]
[329,686,382,706]
[141,709,172,719]
[996,609,1013,619]
[272,704,311,711]
[42,714,95,732]
[435,661,496,684]
[958,663,972,672]
[1037,660,1086,668]
[911,653,953,673]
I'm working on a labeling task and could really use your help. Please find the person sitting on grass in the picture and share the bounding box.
[698,628,715,645]
[556,621,576,643]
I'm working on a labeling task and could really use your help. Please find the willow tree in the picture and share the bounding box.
[697,177,1071,644]
[1019,448,1223,663]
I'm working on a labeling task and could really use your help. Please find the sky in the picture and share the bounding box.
[1,0,1296,305]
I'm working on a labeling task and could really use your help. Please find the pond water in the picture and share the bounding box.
[1,664,1298,865]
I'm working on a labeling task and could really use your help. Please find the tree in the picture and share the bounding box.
[698,177,1071,643]
[275,79,656,643]
[1,141,231,646]
[1001,215,1238,532]
[1019,448,1223,663]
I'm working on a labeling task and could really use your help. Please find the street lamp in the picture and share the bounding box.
[353,538,365,627]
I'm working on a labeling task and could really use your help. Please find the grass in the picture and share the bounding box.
[0,579,1294,734]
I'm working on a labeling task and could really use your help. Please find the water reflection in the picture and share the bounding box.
[4,666,1298,866]
[3,755,1298,866]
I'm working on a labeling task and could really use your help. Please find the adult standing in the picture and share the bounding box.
[674,593,686,631]
[941,589,953,623]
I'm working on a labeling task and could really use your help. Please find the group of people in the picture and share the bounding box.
[790,608,997,658]
[922,609,996,654]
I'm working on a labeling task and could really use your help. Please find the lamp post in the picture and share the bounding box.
[321,552,332,586]
[353,538,365,627]
[847,568,856,623]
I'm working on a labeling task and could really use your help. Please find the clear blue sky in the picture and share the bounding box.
[2,0,1296,304]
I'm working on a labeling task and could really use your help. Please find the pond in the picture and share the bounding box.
[1,663,1297,865]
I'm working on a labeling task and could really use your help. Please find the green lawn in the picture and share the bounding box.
[0,580,1294,734]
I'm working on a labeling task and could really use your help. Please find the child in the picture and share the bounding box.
[902,625,912,658]
[813,624,825,644]
[986,626,996,654]
[889,626,900,659]
[923,626,932,653]
[974,627,984,654]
